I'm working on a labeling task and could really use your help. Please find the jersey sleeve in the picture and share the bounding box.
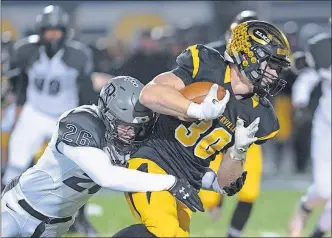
[253,100,280,145]
[57,110,105,149]
[171,44,226,86]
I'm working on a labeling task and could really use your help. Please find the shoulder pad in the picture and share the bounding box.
[12,35,40,64]
[57,108,105,149]
[252,98,280,144]
[64,40,93,74]
[306,33,331,69]
[13,35,40,52]
[175,44,226,81]
[66,40,92,58]
[308,32,330,46]
[11,35,40,69]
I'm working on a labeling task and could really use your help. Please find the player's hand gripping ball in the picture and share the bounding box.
[180,82,229,121]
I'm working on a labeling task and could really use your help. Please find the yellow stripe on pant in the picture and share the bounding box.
[33,141,48,163]
[125,158,192,237]
[199,144,262,209]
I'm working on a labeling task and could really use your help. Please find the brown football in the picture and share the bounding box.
[180,82,226,103]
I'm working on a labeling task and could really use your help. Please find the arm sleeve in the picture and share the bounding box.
[58,142,176,192]
[292,68,321,107]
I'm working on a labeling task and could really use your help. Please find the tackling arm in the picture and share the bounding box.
[58,142,177,192]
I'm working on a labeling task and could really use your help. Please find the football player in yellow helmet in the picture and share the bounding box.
[202,10,265,238]
[112,19,290,237]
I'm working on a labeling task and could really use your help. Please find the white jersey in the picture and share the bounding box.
[17,105,106,218]
[292,68,331,124]
[292,32,331,124]
[11,35,93,116]
[26,47,79,115]
[316,67,331,124]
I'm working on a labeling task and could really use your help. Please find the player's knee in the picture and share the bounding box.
[238,188,259,203]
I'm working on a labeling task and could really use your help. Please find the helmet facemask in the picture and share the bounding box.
[40,27,67,58]
[104,111,155,156]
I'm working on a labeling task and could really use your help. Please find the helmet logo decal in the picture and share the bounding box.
[249,28,271,45]
[254,30,270,43]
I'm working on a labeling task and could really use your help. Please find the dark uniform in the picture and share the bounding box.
[126,44,279,237]
[201,40,267,207]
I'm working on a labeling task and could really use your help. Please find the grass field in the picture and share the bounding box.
[65,190,331,237]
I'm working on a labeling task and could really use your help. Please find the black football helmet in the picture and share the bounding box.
[35,5,69,58]
[226,20,291,97]
[98,76,156,159]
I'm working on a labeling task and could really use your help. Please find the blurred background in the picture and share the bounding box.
[1,1,331,237]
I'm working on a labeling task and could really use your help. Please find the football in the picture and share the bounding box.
[179,82,226,104]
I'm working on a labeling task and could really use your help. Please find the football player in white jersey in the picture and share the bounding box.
[2,5,99,235]
[1,76,204,237]
[288,18,331,238]
[3,5,96,185]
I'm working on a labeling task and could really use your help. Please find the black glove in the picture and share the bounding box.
[168,178,204,213]
[222,171,247,196]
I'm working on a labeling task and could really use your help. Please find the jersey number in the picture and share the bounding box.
[63,173,101,194]
[175,121,232,159]
[62,124,93,146]
[34,78,60,95]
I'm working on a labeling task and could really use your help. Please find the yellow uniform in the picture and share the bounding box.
[125,45,279,237]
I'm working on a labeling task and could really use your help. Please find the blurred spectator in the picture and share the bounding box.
[120,29,171,85]
[95,37,129,76]
[161,27,189,69]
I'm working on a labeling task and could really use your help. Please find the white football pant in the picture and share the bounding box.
[3,103,58,185]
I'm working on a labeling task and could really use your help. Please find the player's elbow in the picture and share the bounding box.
[139,83,157,107]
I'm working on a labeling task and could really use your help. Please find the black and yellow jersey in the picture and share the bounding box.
[132,44,279,189]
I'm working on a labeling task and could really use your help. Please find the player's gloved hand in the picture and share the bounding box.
[222,171,247,196]
[231,117,260,161]
[187,84,230,120]
[168,178,204,213]
[201,169,247,196]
